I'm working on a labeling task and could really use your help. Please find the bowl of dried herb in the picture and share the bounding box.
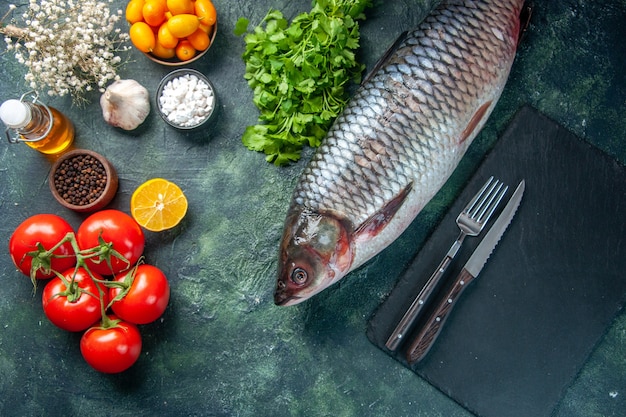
[49,149,118,213]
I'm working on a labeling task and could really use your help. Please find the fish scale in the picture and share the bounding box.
[276,0,525,306]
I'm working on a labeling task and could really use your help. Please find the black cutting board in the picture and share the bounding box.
[366,105,626,417]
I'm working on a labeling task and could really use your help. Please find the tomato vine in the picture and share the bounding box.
[9,211,170,373]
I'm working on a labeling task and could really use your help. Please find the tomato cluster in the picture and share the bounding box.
[8,210,171,374]
[126,0,217,61]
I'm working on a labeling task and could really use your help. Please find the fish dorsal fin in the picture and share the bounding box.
[354,182,413,241]
[361,31,409,85]
[460,101,492,144]
[518,2,533,46]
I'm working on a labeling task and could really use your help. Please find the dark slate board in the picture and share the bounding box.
[366,105,626,417]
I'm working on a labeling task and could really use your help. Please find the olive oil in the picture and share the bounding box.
[0,92,74,155]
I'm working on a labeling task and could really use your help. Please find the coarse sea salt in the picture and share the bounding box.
[159,73,215,128]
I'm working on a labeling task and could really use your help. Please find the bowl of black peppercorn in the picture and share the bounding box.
[49,149,118,213]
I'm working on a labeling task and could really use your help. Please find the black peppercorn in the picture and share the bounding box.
[53,154,108,206]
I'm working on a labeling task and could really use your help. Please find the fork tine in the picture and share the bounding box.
[473,181,505,220]
[464,176,494,213]
[469,180,499,218]
[466,177,499,216]
[477,184,508,223]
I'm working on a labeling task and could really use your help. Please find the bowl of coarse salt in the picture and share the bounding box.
[156,69,218,130]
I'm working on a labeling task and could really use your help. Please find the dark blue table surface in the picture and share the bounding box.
[1,1,624,416]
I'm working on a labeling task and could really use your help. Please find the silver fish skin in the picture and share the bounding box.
[275,0,526,306]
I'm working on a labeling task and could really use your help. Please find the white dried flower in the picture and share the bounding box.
[1,0,130,105]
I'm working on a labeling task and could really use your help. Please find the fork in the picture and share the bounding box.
[385,176,508,351]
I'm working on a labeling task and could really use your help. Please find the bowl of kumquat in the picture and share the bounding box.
[126,0,217,66]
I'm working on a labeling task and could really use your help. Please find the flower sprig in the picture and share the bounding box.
[1,0,131,105]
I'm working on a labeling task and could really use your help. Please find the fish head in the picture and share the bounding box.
[274,209,354,306]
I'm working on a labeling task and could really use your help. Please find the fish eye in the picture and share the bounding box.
[290,267,308,285]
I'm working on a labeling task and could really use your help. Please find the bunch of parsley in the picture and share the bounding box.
[235,0,373,166]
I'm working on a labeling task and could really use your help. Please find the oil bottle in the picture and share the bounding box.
[0,91,74,155]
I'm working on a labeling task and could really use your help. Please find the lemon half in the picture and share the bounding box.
[131,178,188,232]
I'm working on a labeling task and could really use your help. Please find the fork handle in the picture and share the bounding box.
[385,235,465,351]
[406,268,477,364]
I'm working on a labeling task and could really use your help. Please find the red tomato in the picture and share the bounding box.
[109,264,170,324]
[80,316,142,374]
[9,214,76,280]
[76,210,145,276]
[42,267,107,332]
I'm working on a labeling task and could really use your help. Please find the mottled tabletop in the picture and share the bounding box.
[1,1,624,416]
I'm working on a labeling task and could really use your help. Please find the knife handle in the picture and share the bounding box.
[385,254,455,351]
[406,268,477,364]
[385,234,467,351]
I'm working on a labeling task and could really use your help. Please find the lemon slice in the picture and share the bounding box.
[131,178,188,231]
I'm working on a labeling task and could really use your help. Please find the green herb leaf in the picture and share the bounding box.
[233,18,249,36]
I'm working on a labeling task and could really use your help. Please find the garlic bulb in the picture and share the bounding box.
[100,79,150,130]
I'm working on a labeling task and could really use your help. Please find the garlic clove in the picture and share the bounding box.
[100,79,150,131]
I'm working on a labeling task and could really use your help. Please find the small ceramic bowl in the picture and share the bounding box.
[156,68,218,130]
[49,149,118,213]
[144,20,217,66]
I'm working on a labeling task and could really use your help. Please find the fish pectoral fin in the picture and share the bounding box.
[460,101,492,144]
[361,31,409,85]
[354,182,413,241]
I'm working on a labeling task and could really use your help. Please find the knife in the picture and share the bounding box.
[405,180,525,365]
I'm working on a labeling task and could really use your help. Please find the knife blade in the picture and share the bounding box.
[406,180,525,364]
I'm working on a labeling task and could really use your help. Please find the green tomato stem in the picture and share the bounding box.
[27,230,134,324]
